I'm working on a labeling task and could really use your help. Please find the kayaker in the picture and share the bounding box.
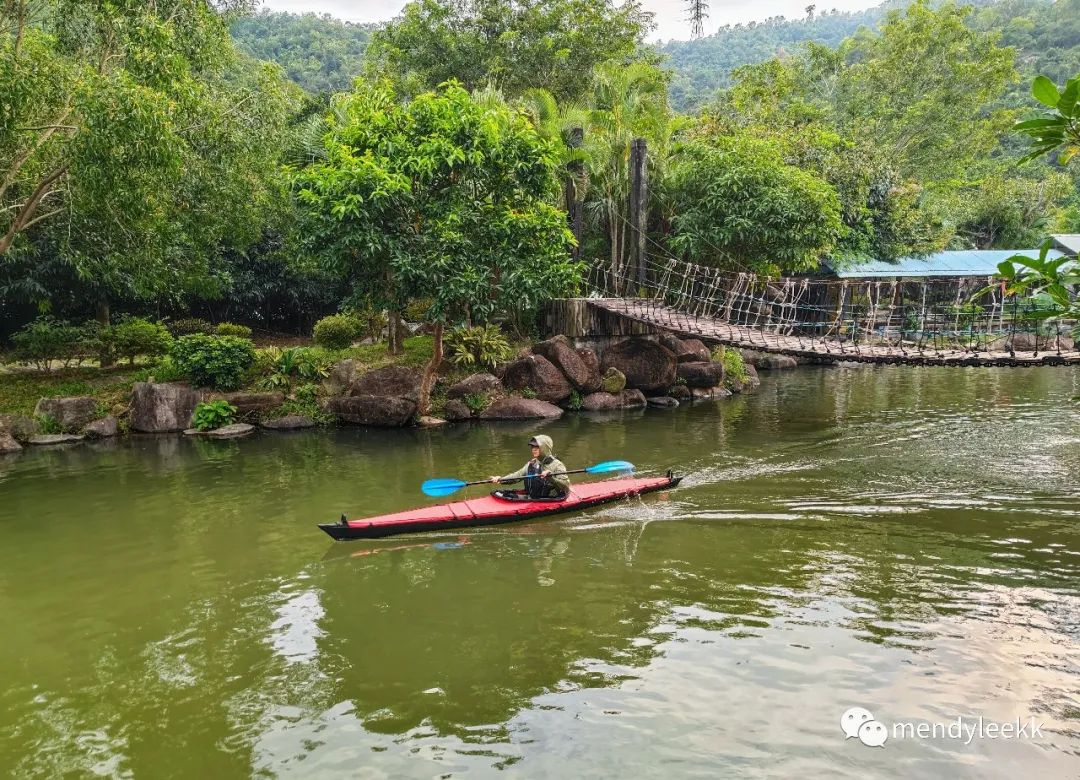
[489,435,570,499]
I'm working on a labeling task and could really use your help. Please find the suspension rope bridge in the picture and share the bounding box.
[582,254,1080,367]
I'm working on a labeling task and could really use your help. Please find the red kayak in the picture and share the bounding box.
[319,471,682,540]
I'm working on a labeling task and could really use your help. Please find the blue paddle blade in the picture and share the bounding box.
[422,478,468,497]
[585,460,635,474]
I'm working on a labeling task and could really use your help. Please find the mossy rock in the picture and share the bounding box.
[600,367,626,394]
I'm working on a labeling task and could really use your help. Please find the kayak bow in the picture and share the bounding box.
[319,471,682,541]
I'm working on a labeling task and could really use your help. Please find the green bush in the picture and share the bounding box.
[134,355,188,384]
[403,298,432,323]
[446,325,511,371]
[168,317,213,336]
[171,335,256,390]
[10,317,96,371]
[34,412,62,435]
[107,318,173,366]
[192,400,237,431]
[313,314,362,350]
[258,347,331,390]
[463,392,489,414]
[567,389,583,410]
[714,346,750,385]
[215,322,253,338]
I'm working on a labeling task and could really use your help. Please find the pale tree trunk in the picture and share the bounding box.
[96,296,114,368]
[387,310,405,355]
[418,322,443,417]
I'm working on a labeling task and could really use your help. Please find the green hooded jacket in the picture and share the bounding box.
[501,435,570,496]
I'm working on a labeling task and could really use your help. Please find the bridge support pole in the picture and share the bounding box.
[628,137,648,297]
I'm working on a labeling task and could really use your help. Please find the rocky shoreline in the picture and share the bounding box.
[0,334,800,456]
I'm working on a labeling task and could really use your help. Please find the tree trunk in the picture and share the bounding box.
[387,310,405,355]
[628,138,648,295]
[96,296,114,368]
[418,322,443,417]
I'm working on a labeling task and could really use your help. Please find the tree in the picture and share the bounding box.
[667,136,843,273]
[293,81,581,413]
[365,0,655,103]
[0,0,301,318]
[685,0,709,40]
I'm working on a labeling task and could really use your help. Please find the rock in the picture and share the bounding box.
[677,361,725,388]
[477,397,564,420]
[600,366,626,394]
[33,396,98,432]
[669,385,691,401]
[82,416,118,438]
[418,416,448,427]
[647,396,679,408]
[29,434,84,445]
[0,414,37,442]
[206,423,255,439]
[580,389,647,411]
[690,387,733,401]
[260,415,316,430]
[217,392,284,417]
[740,349,797,370]
[349,366,422,401]
[327,395,417,427]
[131,382,199,433]
[0,432,22,454]
[533,335,601,392]
[500,354,572,403]
[442,399,473,421]
[600,338,677,393]
[325,358,358,394]
[576,347,600,381]
[727,363,761,394]
[446,372,503,399]
[660,334,712,364]
[993,332,1075,352]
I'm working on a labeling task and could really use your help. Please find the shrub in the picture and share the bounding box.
[107,318,173,366]
[259,347,330,390]
[352,302,388,342]
[313,314,362,350]
[168,317,213,336]
[133,356,188,384]
[403,298,432,323]
[567,389,583,410]
[171,335,256,390]
[215,322,252,338]
[192,400,237,431]
[34,413,62,434]
[714,346,750,385]
[463,392,490,414]
[10,317,94,371]
[445,325,511,371]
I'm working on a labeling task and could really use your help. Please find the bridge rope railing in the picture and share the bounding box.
[585,251,1078,360]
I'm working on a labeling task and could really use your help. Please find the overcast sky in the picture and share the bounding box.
[259,0,883,43]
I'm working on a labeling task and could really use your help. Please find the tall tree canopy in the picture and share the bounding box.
[365,0,655,103]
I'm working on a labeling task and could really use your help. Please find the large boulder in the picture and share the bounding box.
[659,334,712,364]
[600,366,626,394]
[349,366,422,401]
[0,432,22,455]
[446,372,503,400]
[740,349,797,370]
[442,399,473,421]
[83,416,118,438]
[478,397,564,420]
[579,389,647,411]
[260,415,316,430]
[677,361,725,388]
[727,363,761,394]
[324,359,358,395]
[669,385,691,402]
[993,332,1075,352]
[0,414,37,442]
[327,395,417,427]
[533,335,600,392]
[33,396,98,432]
[500,354,572,403]
[600,338,677,393]
[131,382,199,433]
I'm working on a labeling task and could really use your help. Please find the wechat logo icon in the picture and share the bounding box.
[841,707,888,748]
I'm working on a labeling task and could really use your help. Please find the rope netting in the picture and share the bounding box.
[586,253,1079,363]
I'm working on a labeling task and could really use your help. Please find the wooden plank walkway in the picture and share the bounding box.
[589,298,1080,367]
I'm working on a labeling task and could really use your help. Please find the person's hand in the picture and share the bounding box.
[489,476,501,484]
[541,470,551,479]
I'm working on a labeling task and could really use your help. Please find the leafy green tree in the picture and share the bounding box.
[667,136,843,273]
[365,0,655,103]
[293,81,580,413]
[948,169,1073,248]
[0,1,301,318]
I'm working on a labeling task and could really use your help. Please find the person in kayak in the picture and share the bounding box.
[489,435,570,499]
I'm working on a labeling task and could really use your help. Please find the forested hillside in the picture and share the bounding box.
[230,11,374,95]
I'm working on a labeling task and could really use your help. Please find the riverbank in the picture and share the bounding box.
[0,331,797,456]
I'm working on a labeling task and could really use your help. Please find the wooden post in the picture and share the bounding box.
[628,138,648,296]
[565,126,585,263]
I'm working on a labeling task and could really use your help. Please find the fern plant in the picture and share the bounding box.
[446,325,512,371]
[192,400,237,432]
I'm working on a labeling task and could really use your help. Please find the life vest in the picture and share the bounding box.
[526,457,564,499]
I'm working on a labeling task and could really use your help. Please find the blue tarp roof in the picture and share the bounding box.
[827,249,1066,279]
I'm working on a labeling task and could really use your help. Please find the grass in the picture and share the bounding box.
[0,365,139,416]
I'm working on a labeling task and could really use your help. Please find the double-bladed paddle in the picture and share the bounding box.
[421,460,635,498]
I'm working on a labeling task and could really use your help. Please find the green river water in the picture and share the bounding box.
[1,366,1078,778]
